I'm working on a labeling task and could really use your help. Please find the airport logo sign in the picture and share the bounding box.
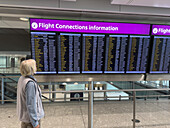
[152,28,158,34]
[31,22,38,29]
[30,18,150,35]
[152,25,170,35]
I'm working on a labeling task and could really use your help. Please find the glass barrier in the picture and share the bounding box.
[1,76,170,127]
[135,98,170,127]
[1,77,170,103]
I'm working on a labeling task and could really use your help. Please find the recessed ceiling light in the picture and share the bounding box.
[74,82,78,85]
[19,17,29,21]
[96,82,101,84]
[62,82,67,85]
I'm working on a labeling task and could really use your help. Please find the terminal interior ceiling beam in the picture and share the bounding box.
[0,0,170,29]
[0,5,170,29]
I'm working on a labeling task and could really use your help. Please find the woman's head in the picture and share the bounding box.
[20,59,37,76]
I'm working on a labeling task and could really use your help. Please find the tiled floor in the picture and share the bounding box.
[1,99,170,128]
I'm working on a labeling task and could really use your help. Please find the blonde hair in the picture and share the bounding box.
[20,59,37,76]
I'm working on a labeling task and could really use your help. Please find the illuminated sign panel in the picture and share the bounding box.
[30,18,150,35]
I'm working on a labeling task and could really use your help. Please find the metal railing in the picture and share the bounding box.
[41,87,170,128]
[0,73,18,83]
[1,79,170,128]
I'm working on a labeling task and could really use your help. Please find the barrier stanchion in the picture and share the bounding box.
[1,78,4,104]
[88,81,93,128]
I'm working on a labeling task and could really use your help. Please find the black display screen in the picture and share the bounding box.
[31,32,57,74]
[126,36,150,73]
[82,34,105,73]
[104,35,128,73]
[150,37,170,73]
[30,32,161,74]
[58,33,81,74]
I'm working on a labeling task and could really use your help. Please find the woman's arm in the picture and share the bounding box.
[25,81,39,128]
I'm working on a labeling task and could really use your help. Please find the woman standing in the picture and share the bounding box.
[17,59,44,128]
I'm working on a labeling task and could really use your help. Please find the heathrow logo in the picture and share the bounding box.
[152,28,158,34]
[153,27,170,35]
[31,22,38,29]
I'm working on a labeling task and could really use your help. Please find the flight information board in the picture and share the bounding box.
[104,35,128,73]
[58,33,81,73]
[126,36,150,73]
[31,32,155,74]
[31,32,57,74]
[82,34,105,73]
[150,37,170,73]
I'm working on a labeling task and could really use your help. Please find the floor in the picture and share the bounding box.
[1,99,170,128]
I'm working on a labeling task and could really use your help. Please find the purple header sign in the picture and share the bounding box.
[152,25,170,36]
[30,18,150,35]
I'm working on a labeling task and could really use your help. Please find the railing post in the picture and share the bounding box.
[88,81,93,128]
[169,80,170,99]
[49,84,52,101]
[119,95,121,101]
[132,85,140,128]
[1,77,4,104]
[52,85,56,101]
[64,92,66,102]
[133,91,136,128]
[104,84,107,100]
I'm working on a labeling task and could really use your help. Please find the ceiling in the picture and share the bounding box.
[1,6,170,30]
[0,1,170,34]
